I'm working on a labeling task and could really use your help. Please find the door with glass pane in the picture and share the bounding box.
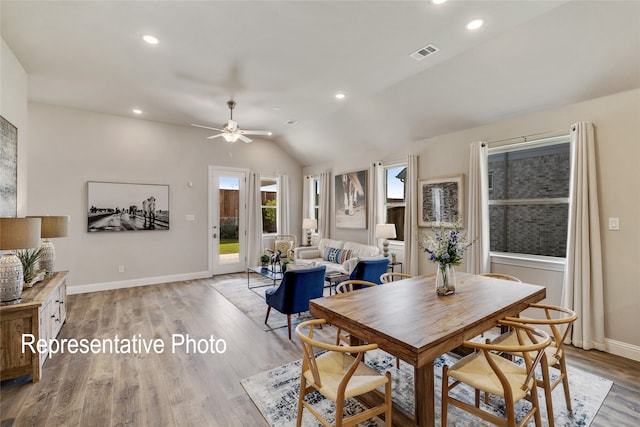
[209,167,247,274]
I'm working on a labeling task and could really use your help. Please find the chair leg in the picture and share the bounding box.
[529,381,543,427]
[559,356,573,411]
[540,361,555,427]
[265,306,271,324]
[385,372,392,427]
[441,365,449,427]
[296,375,306,427]
[287,314,292,340]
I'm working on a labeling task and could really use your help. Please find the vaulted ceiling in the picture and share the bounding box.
[2,1,639,166]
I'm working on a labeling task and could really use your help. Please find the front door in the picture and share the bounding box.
[209,166,248,275]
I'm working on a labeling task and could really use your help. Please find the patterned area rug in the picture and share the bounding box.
[241,349,612,427]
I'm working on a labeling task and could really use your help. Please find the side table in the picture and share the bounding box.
[388,261,403,273]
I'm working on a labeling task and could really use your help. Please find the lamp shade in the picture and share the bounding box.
[302,218,317,230]
[29,215,69,238]
[0,218,42,250]
[375,223,397,239]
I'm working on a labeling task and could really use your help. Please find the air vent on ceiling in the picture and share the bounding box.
[409,44,440,61]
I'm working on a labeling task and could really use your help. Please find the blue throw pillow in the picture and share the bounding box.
[325,247,351,264]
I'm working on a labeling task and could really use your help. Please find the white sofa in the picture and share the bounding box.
[294,238,382,274]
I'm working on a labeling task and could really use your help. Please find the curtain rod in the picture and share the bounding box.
[486,129,568,147]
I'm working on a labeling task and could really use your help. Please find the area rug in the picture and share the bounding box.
[210,274,323,333]
[241,349,612,427]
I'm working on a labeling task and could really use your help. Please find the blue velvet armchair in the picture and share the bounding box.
[265,265,327,339]
[349,258,389,286]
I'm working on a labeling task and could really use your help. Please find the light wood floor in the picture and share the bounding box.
[2,274,639,426]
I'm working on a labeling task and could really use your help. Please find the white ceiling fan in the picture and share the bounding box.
[191,100,272,143]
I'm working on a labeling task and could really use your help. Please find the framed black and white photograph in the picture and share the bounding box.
[87,181,169,232]
[0,115,18,217]
[418,175,464,228]
[335,169,367,229]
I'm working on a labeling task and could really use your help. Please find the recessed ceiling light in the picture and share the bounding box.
[142,34,159,45]
[335,93,346,100]
[132,109,143,115]
[466,19,484,31]
[431,0,447,5]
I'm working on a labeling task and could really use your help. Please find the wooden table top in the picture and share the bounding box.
[310,272,546,365]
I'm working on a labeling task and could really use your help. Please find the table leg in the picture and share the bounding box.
[415,362,435,427]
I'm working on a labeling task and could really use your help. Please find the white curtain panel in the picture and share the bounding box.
[561,122,606,351]
[277,174,290,235]
[368,162,385,246]
[318,171,331,239]
[247,172,264,266]
[404,154,419,276]
[466,141,490,274]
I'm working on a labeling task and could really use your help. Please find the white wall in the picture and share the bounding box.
[1,38,28,215]
[26,103,303,290]
[304,88,640,359]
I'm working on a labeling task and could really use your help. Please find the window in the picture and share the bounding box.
[488,136,570,258]
[261,178,277,234]
[384,164,406,242]
[308,175,320,231]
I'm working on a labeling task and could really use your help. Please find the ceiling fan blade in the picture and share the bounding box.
[238,134,253,143]
[206,134,225,140]
[239,130,272,136]
[192,123,224,132]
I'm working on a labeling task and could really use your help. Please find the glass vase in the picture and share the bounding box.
[436,264,456,296]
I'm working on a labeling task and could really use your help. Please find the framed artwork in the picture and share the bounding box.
[418,175,464,228]
[0,115,18,217]
[87,181,170,232]
[335,169,367,229]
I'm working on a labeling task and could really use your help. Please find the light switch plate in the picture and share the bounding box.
[608,217,620,230]
[186,214,195,221]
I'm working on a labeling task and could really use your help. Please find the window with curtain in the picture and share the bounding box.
[384,163,406,242]
[488,136,570,257]
[261,177,278,234]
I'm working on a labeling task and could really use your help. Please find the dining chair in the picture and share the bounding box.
[492,304,578,427]
[334,280,377,346]
[349,258,389,285]
[442,320,551,427]
[334,279,404,369]
[380,272,412,283]
[295,319,392,427]
[481,273,522,282]
[264,265,326,339]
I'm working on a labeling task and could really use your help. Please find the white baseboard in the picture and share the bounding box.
[67,271,211,295]
[605,338,640,362]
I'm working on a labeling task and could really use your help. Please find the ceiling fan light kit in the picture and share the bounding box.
[192,100,271,144]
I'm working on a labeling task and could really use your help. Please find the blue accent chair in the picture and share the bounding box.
[265,265,327,339]
[349,258,389,287]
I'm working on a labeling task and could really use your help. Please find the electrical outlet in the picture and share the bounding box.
[608,218,620,231]
[118,265,125,273]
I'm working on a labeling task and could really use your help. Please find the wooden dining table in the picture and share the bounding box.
[309,272,546,427]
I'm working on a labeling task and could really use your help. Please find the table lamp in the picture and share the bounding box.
[28,216,68,274]
[375,223,396,258]
[0,217,42,302]
[302,218,317,246]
